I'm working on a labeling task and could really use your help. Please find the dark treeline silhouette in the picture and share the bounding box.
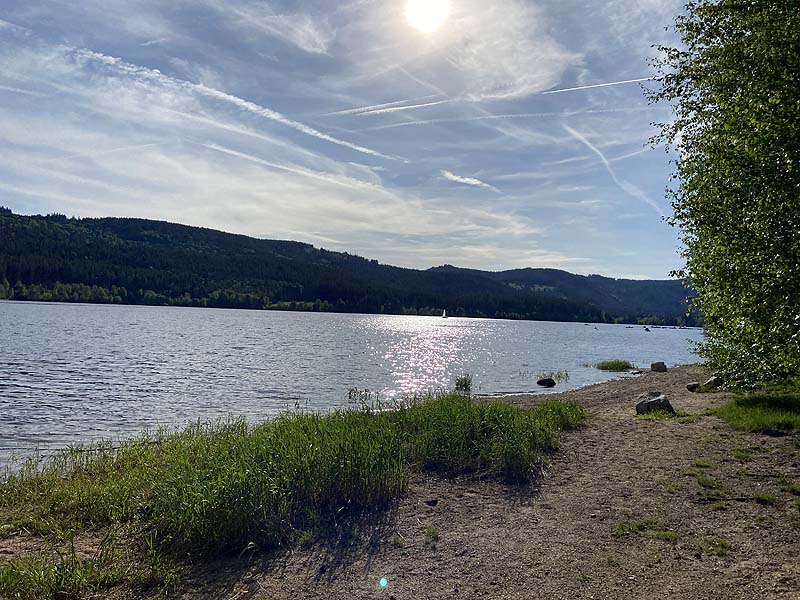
[0,210,699,325]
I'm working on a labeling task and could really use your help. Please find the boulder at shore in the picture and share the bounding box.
[636,391,676,415]
[650,362,668,373]
[537,378,557,388]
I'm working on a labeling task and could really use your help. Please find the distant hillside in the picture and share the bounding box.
[429,265,696,325]
[0,209,698,325]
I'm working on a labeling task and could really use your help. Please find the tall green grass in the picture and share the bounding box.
[593,360,635,372]
[716,392,800,434]
[1,393,585,560]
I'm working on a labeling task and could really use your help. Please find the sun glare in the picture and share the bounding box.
[406,0,451,34]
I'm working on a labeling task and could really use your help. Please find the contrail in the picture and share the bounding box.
[43,143,160,163]
[542,78,653,95]
[323,78,654,119]
[0,85,49,97]
[358,99,453,116]
[203,144,376,190]
[561,123,665,218]
[323,94,442,116]
[72,48,396,161]
[358,106,659,132]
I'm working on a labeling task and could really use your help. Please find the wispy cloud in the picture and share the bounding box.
[0,84,49,97]
[359,106,662,132]
[42,143,161,163]
[200,0,336,54]
[0,0,687,278]
[203,143,376,190]
[562,124,665,217]
[442,170,500,193]
[71,48,396,161]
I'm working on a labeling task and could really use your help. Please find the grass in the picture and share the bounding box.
[753,492,779,506]
[0,536,125,600]
[454,374,473,395]
[716,392,800,435]
[0,392,585,598]
[612,516,658,537]
[697,536,730,557]
[781,482,800,496]
[652,530,678,543]
[536,370,570,384]
[423,526,439,548]
[637,410,676,421]
[593,360,635,372]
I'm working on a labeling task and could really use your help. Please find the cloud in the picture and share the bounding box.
[328,0,581,102]
[561,124,665,217]
[0,84,49,97]
[441,170,499,193]
[200,0,336,54]
[358,106,662,132]
[439,0,582,100]
[69,47,396,160]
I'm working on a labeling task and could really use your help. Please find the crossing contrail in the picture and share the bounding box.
[562,123,665,218]
[323,94,443,116]
[542,78,653,95]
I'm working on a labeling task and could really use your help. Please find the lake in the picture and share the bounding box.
[0,301,703,464]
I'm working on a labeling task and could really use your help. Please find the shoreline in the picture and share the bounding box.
[3,366,798,599]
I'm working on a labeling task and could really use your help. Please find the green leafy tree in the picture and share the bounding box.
[649,0,800,384]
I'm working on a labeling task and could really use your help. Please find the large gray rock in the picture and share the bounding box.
[636,391,676,415]
[687,382,701,393]
[650,362,668,373]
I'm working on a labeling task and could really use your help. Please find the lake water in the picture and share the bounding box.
[0,301,703,464]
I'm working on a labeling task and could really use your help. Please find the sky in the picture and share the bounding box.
[0,0,685,279]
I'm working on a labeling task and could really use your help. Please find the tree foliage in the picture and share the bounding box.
[649,0,800,383]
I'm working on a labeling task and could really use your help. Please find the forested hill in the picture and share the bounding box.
[0,209,698,325]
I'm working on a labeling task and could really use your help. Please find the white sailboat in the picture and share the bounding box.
[442,309,448,319]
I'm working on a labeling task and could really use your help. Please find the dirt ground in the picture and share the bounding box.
[235,366,800,600]
[5,366,800,599]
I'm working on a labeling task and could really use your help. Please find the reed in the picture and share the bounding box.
[0,392,585,596]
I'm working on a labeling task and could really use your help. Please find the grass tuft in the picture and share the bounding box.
[697,536,730,557]
[612,516,658,537]
[536,370,570,384]
[637,410,676,421]
[423,526,439,548]
[753,492,779,506]
[593,360,635,372]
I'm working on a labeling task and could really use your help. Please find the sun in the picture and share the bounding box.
[406,0,451,34]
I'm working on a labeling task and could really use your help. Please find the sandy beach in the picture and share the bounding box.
[238,366,800,600]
